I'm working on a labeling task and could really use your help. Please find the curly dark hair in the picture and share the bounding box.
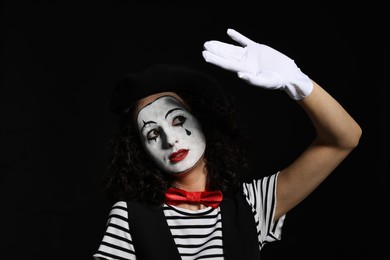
[103,67,251,207]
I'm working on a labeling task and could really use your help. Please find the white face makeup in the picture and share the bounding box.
[136,95,206,174]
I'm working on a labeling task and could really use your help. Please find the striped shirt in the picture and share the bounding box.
[94,172,285,260]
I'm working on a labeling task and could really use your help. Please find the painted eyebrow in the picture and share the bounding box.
[165,108,184,119]
[141,120,157,131]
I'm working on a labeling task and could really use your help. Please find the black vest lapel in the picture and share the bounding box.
[220,191,261,260]
[126,200,181,260]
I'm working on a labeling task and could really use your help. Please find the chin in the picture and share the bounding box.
[168,163,196,175]
[169,167,192,175]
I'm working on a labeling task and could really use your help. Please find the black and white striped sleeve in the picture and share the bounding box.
[93,201,136,260]
[243,171,286,249]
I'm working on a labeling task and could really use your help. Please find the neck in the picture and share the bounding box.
[171,159,207,191]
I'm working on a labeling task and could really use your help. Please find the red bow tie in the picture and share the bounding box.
[165,187,223,208]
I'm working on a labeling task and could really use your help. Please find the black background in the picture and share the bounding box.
[1,1,387,259]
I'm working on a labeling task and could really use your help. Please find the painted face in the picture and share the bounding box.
[136,95,206,174]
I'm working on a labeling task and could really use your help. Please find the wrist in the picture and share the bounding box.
[284,71,313,100]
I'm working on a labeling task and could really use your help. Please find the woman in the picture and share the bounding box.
[93,29,362,260]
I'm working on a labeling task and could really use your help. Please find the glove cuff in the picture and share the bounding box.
[284,69,313,100]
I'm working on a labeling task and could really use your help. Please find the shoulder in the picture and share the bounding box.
[110,200,127,210]
[242,171,280,190]
[241,172,280,208]
[107,201,128,218]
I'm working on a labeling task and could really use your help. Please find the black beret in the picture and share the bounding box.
[110,64,225,115]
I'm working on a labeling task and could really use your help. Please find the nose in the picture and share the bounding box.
[161,127,178,148]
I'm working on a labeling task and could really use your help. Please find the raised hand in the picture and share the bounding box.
[202,28,313,100]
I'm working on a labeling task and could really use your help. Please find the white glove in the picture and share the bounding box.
[202,28,313,100]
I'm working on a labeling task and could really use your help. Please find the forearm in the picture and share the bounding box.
[298,80,362,149]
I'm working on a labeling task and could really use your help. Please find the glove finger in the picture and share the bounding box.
[227,28,256,47]
[238,71,282,90]
[202,51,243,72]
[204,41,245,61]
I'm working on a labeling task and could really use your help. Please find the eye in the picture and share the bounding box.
[147,129,160,141]
[172,115,186,126]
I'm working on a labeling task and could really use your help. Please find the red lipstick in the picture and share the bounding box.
[169,149,189,163]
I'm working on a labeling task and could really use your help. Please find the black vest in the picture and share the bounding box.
[127,191,261,259]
